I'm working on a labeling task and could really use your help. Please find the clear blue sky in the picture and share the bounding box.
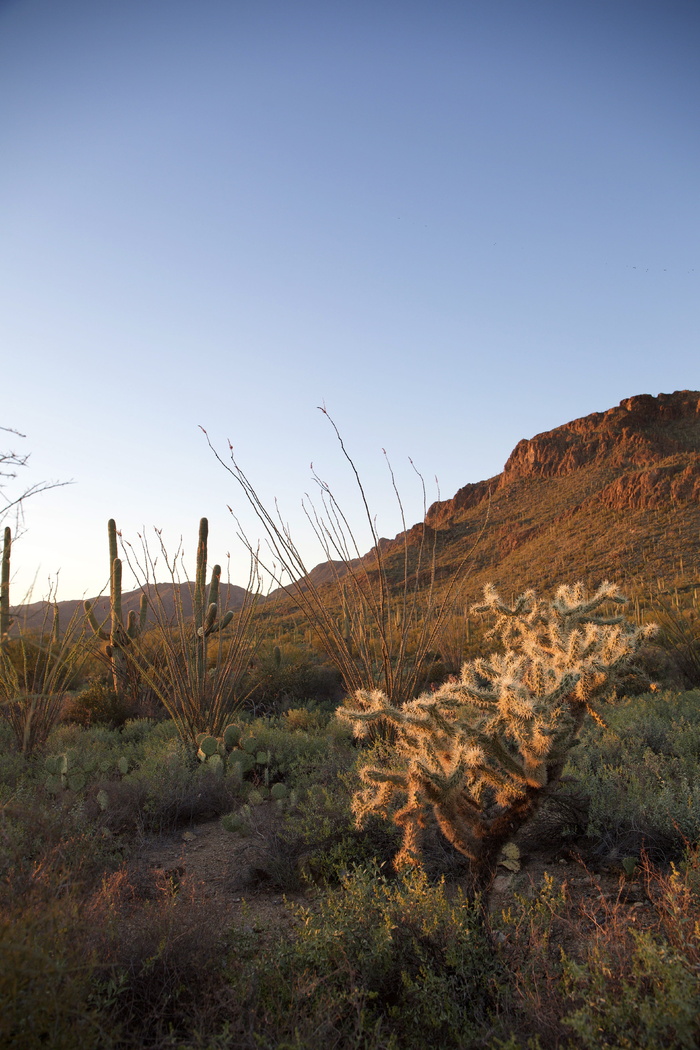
[1,0,698,601]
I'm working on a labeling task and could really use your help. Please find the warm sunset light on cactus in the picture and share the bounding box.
[339,582,656,894]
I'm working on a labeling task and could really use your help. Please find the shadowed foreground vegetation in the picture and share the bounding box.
[1,671,700,1048]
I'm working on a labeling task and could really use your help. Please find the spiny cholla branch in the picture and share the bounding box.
[337,581,655,888]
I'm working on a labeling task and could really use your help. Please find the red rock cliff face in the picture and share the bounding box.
[501,391,700,484]
[597,456,700,510]
[425,479,494,529]
[423,390,700,528]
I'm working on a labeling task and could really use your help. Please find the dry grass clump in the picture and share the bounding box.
[494,845,700,1048]
[85,864,234,1049]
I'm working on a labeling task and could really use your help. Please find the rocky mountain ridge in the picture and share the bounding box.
[424,390,700,530]
[10,390,700,631]
[359,389,700,605]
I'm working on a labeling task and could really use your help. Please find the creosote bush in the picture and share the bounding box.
[339,581,655,897]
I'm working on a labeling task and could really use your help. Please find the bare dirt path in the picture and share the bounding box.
[132,812,657,947]
[135,810,313,932]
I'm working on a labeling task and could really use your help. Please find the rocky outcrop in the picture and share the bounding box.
[501,390,700,485]
[425,479,493,529]
[597,456,700,511]
[418,391,699,532]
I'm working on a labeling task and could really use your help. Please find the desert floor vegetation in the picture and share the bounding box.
[2,575,700,1047]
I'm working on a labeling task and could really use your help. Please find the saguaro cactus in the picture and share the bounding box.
[0,527,12,646]
[338,581,655,900]
[192,517,234,693]
[85,518,147,695]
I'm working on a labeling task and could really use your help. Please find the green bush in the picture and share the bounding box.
[566,689,700,859]
[62,678,137,728]
[0,903,111,1050]
[35,719,241,833]
[286,776,401,887]
[238,717,353,788]
[228,864,499,1049]
[245,645,342,714]
[563,930,700,1049]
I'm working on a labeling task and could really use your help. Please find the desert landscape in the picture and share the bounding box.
[2,390,700,1049]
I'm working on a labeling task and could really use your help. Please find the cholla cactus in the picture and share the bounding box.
[338,581,655,896]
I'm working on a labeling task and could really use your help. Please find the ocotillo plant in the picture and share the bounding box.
[0,592,88,754]
[0,527,12,646]
[84,518,148,696]
[338,581,655,902]
[202,411,488,706]
[120,518,262,745]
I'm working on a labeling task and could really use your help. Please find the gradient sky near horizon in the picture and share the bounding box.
[1,0,698,601]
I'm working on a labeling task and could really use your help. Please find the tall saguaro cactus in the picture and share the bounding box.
[128,517,242,743]
[85,519,147,694]
[0,527,12,646]
[193,517,234,696]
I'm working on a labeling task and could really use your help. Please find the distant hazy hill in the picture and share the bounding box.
[11,581,250,634]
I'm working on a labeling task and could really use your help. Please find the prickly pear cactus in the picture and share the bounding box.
[498,843,521,872]
[44,748,132,794]
[223,723,242,749]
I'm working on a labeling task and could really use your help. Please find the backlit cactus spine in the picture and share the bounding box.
[84,519,147,694]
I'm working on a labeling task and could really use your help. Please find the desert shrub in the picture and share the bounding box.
[62,677,138,728]
[89,743,241,835]
[217,728,397,891]
[0,901,111,1050]
[238,716,355,789]
[284,778,401,888]
[494,871,573,1047]
[566,689,700,859]
[245,646,343,715]
[86,865,232,1049]
[40,720,174,794]
[36,719,241,834]
[0,794,127,911]
[492,842,700,1049]
[0,718,28,796]
[561,845,700,1048]
[283,704,328,731]
[563,931,700,1049]
[226,864,499,1049]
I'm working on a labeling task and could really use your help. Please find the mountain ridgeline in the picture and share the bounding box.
[11,390,700,632]
[341,388,700,611]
